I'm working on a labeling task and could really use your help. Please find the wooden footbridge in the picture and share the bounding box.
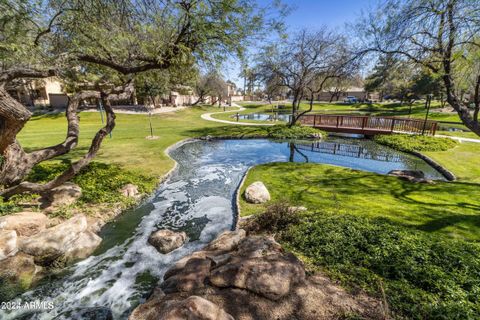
[298,114,438,135]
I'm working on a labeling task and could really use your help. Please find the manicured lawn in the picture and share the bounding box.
[425,142,480,183]
[19,106,251,177]
[240,163,480,241]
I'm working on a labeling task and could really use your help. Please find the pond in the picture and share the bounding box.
[2,138,445,320]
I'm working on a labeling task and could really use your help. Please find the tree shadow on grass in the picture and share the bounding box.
[418,214,480,233]
[264,163,480,240]
[22,146,90,160]
[29,112,65,120]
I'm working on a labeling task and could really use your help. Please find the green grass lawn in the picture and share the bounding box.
[240,163,480,241]
[425,142,480,183]
[19,106,255,177]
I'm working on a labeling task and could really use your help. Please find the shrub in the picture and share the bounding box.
[266,125,325,140]
[374,134,457,153]
[282,213,480,319]
[27,161,158,206]
[246,201,302,233]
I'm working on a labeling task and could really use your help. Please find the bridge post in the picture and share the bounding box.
[390,118,396,133]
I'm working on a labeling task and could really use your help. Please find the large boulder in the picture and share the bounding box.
[0,252,42,301]
[148,229,187,254]
[19,215,88,265]
[62,230,102,263]
[204,229,246,253]
[162,230,245,281]
[244,181,271,204]
[129,295,234,320]
[130,231,385,320]
[0,229,17,261]
[120,184,140,198]
[0,211,48,237]
[209,236,305,300]
[0,252,41,287]
[41,182,82,208]
[161,257,212,294]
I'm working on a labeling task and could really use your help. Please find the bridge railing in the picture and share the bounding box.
[298,114,438,135]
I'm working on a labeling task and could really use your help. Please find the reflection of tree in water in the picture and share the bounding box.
[289,142,309,163]
[292,140,405,162]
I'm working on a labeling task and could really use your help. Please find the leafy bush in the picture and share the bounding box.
[375,134,457,152]
[266,125,325,139]
[246,201,302,233]
[0,194,40,216]
[0,200,22,216]
[282,213,480,319]
[28,161,158,206]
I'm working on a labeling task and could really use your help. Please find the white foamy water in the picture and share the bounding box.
[1,138,445,319]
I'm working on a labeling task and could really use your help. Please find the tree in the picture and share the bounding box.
[357,0,480,136]
[208,74,228,106]
[453,41,480,116]
[326,77,354,102]
[193,72,227,106]
[0,0,282,198]
[364,54,397,101]
[264,74,286,103]
[258,28,355,126]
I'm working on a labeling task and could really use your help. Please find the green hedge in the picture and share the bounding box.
[374,134,457,153]
[282,213,480,319]
[266,125,325,139]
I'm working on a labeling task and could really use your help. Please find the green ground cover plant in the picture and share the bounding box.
[283,213,480,319]
[374,134,457,152]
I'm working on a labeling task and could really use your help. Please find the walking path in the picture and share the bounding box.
[201,103,275,126]
[436,134,480,144]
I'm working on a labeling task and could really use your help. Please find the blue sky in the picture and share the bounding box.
[224,0,376,87]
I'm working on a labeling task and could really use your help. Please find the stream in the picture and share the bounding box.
[2,138,445,320]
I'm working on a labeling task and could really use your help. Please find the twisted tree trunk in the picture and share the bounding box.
[0,68,133,198]
[0,90,122,199]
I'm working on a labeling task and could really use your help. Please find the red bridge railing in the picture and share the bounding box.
[298,114,438,135]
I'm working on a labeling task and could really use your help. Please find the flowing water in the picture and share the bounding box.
[2,138,445,320]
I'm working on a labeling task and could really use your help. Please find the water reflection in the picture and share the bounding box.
[290,140,403,163]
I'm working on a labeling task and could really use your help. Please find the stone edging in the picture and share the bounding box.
[234,167,252,230]
[410,150,456,181]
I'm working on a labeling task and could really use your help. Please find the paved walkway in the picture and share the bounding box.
[201,103,275,126]
[436,134,480,144]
